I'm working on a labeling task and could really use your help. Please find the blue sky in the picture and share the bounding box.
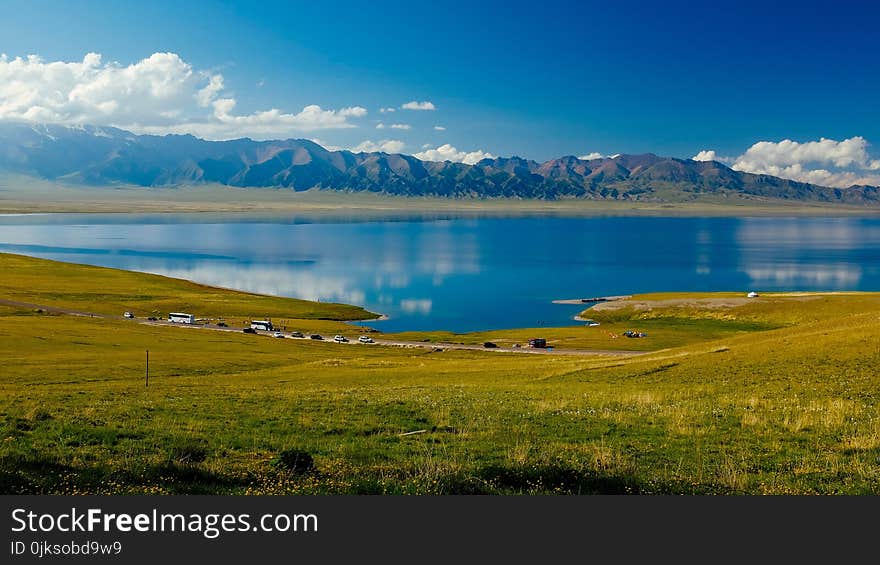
[1,0,878,185]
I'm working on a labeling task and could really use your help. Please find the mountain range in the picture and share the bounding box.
[1,122,878,205]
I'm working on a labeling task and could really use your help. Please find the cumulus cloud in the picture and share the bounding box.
[0,52,367,140]
[414,143,494,165]
[735,137,876,170]
[376,123,385,129]
[351,139,405,153]
[379,107,396,113]
[579,152,605,160]
[695,137,880,188]
[692,150,719,162]
[401,100,435,111]
[433,125,446,131]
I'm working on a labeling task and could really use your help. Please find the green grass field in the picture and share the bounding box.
[0,252,376,334]
[2,253,880,494]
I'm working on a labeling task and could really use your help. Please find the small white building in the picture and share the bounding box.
[747,291,759,298]
[168,312,196,324]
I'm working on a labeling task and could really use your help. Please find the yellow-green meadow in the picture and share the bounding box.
[2,253,879,494]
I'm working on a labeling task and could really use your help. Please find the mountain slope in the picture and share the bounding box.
[1,122,878,205]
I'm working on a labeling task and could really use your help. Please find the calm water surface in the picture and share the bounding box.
[1,214,879,332]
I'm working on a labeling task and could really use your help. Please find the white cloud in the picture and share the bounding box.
[697,137,880,188]
[401,100,435,111]
[692,150,717,162]
[433,125,446,131]
[692,150,734,164]
[309,138,342,151]
[376,122,409,130]
[351,139,406,153]
[579,152,605,160]
[0,52,367,140]
[379,107,396,113]
[414,143,494,165]
[735,137,875,170]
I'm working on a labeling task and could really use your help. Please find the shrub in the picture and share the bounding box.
[272,449,316,475]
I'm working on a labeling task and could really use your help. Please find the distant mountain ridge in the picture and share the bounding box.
[1,122,878,205]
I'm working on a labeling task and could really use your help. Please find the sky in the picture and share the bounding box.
[0,0,878,186]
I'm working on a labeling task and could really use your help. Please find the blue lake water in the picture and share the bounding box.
[1,213,879,332]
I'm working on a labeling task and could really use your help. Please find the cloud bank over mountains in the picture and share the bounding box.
[693,137,880,188]
[414,144,494,165]
[351,139,406,153]
[0,52,367,140]
[0,51,497,165]
[2,51,877,181]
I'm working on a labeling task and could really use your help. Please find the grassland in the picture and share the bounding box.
[2,253,880,494]
[3,174,880,216]
[0,252,376,334]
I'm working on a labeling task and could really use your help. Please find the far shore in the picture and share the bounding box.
[552,295,632,304]
[3,178,880,217]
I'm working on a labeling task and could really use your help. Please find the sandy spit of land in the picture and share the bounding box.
[590,291,875,313]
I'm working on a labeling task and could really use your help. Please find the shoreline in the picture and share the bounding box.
[5,204,880,218]
[350,313,390,326]
[3,183,880,217]
[553,295,632,305]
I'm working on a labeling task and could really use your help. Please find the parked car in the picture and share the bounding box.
[358,335,374,343]
[273,331,284,338]
[123,311,134,319]
[147,316,158,321]
[243,328,256,334]
[310,334,323,340]
[217,321,228,327]
[334,335,348,343]
[483,341,498,348]
[290,331,304,338]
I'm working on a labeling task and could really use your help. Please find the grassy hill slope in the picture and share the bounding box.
[0,252,376,325]
[2,255,879,494]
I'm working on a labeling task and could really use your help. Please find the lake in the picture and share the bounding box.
[1,213,879,332]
